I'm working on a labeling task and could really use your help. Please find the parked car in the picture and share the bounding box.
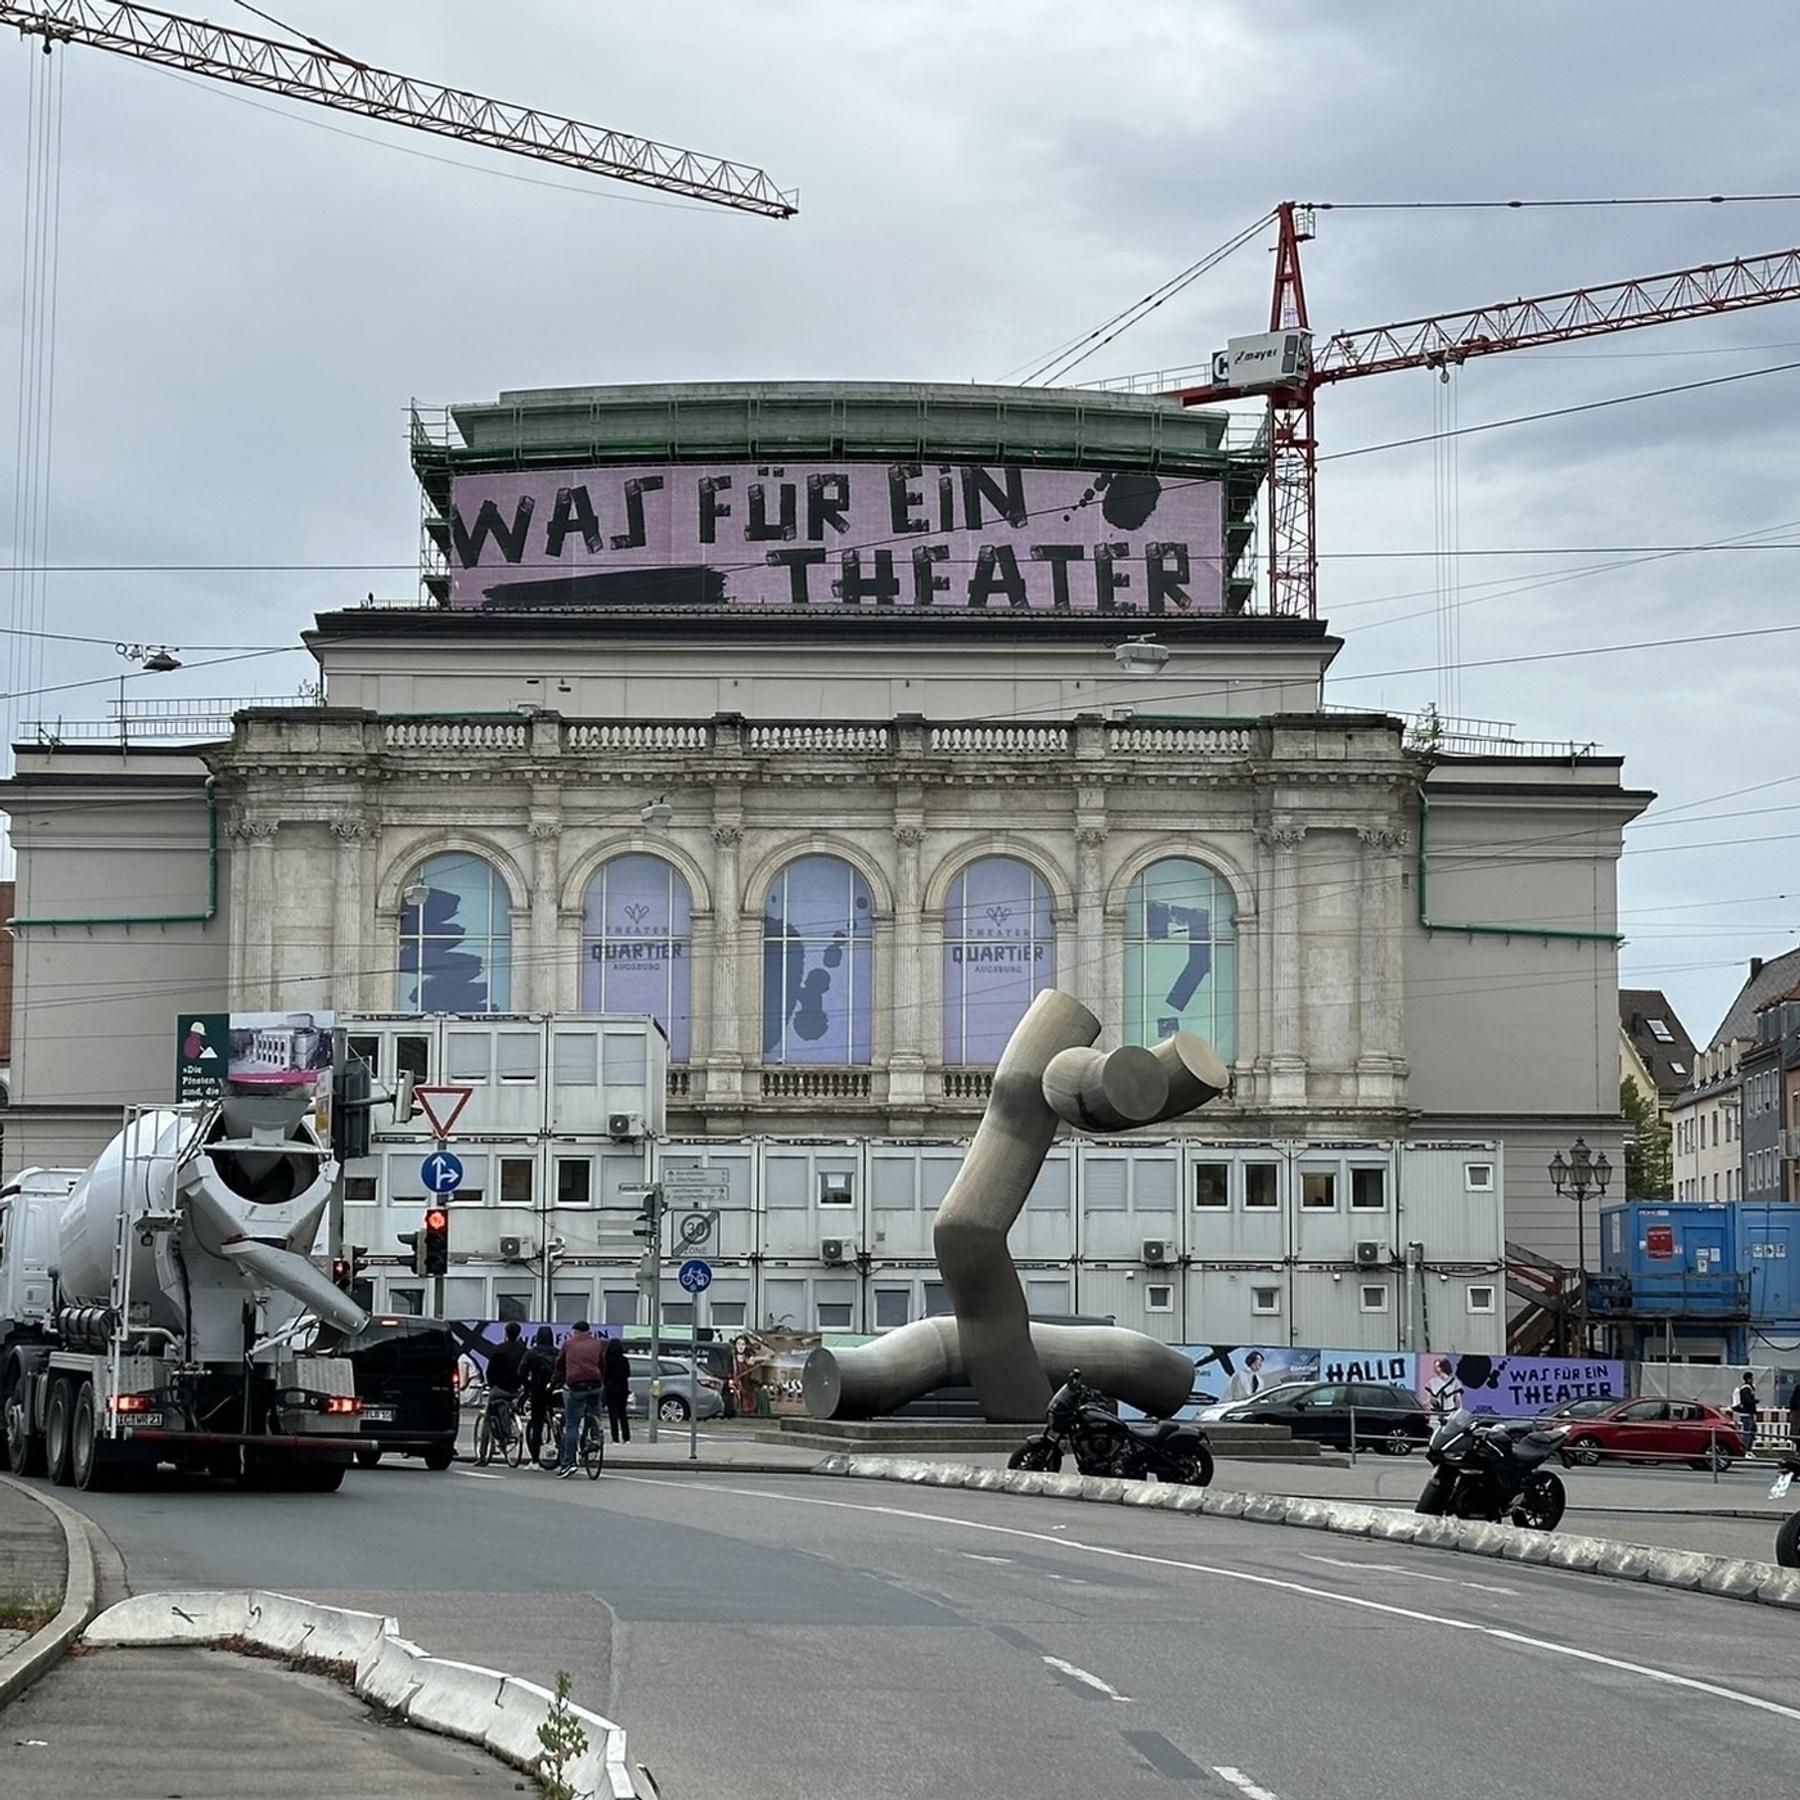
[1224,1380,1432,1454]
[1536,1397,1615,1423]
[626,1353,726,1423]
[621,1337,737,1415]
[1556,1398,1742,1471]
[340,1317,460,1470]
[1195,1381,1316,1421]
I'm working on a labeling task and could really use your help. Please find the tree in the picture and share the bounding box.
[1621,1078,1673,1199]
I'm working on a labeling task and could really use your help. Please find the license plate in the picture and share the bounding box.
[1772,1470,1794,1500]
[363,1407,395,1424]
[126,1412,164,1429]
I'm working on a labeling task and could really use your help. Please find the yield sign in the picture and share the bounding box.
[413,1083,472,1140]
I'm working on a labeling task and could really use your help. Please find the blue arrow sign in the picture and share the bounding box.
[420,1150,465,1194]
[677,1258,713,1294]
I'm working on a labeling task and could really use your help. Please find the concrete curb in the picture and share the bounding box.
[811,1453,1800,1611]
[0,1474,100,1707]
[83,1590,640,1797]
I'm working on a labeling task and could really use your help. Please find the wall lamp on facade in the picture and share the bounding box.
[1113,636,1170,674]
[401,879,430,912]
[640,795,674,827]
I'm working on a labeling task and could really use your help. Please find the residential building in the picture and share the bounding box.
[1740,986,1800,1205]
[1619,988,1695,1119]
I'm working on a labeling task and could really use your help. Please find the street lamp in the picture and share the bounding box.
[1112,635,1170,674]
[113,642,182,751]
[1549,1136,1612,1353]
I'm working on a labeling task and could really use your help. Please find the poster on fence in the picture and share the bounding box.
[1415,1352,1626,1419]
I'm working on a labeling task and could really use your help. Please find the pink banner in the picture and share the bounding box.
[447,460,1225,614]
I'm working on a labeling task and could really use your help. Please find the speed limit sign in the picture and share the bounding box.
[678,1209,717,1249]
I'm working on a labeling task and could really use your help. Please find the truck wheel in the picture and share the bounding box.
[70,1381,110,1492]
[354,1447,382,1470]
[423,1446,455,1471]
[4,1362,45,1478]
[44,1379,75,1486]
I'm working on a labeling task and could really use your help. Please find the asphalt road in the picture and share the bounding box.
[56,1462,1800,1800]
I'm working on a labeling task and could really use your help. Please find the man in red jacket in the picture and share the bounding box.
[552,1320,607,1476]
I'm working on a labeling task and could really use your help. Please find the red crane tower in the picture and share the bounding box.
[1171,202,1800,617]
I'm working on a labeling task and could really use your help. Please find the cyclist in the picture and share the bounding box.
[522,1324,559,1465]
[553,1319,606,1477]
[484,1320,529,1451]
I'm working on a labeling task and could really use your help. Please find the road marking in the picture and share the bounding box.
[453,1467,504,1480]
[1043,1655,1132,1702]
[1214,1767,1281,1800]
[1302,1552,1517,1595]
[959,1552,1014,1565]
[611,1476,1800,1729]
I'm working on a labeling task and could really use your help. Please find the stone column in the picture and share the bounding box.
[1075,823,1108,1031]
[226,818,255,1004]
[889,823,927,1106]
[1356,826,1410,1105]
[330,821,370,1016]
[708,823,746,1103]
[527,818,564,1014]
[239,820,280,1007]
[1258,823,1307,1107]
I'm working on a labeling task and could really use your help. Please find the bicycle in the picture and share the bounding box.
[534,1392,603,1478]
[473,1384,525,1469]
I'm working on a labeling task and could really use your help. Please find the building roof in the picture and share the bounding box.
[1619,989,1697,1101]
[1709,948,1800,1048]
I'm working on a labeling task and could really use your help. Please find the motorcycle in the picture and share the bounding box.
[1007,1370,1214,1487]
[1771,1449,1800,1568]
[1415,1408,1568,1530]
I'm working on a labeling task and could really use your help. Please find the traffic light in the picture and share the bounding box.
[331,1055,373,1162]
[631,1191,663,1242]
[422,1206,450,1277]
[397,1230,422,1277]
[330,1256,353,1291]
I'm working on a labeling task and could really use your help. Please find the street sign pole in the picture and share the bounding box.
[675,1256,714,1464]
[647,1184,664,1445]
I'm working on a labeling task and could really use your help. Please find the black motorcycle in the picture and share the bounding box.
[1772,1449,1799,1568]
[1007,1371,1214,1488]
[1415,1409,1568,1530]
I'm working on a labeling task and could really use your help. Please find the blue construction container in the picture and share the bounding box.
[1598,1202,1741,1315]
[1737,1203,1799,1319]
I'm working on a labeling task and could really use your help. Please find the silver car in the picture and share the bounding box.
[627,1353,726,1423]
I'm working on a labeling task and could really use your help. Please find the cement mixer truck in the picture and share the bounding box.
[0,1091,369,1492]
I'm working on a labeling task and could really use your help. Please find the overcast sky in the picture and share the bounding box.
[1,0,1795,1043]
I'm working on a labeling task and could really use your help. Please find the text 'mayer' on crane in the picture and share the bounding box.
[1154,201,1800,617]
[2,0,797,214]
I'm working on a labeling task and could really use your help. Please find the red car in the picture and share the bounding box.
[1557,1397,1743,1472]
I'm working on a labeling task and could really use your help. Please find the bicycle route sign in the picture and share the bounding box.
[677,1258,714,1294]
[420,1149,465,1194]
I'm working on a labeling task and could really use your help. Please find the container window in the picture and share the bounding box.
[817,1301,854,1329]
[1359,1284,1389,1313]
[1350,1168,1387,1210]
[1301,1171,1336,1210]
[874,1288,911,1329]
[1251,1285,1281,1316]
[1146,1284,1174,1312]
[1467,1285,1496,1314]
[1464,1162,1494,1192]
[1244,1164,1279,1210]
[447,1032,491,1082]
[1193,1165,1229,1209]
[500,1158,534,1206]
[818,1171,856,1208]
[555,1159,593,1207]
[497,1033,540,1080]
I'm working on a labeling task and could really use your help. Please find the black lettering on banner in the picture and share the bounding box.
[961,464,1028,529]
[544,486,604,558]
[936,467,956,532]
[747,473,798,542]
[1145,541,1192,612]
[912,544,951,606]
[1094,541,1132,609]
[609,475,664,551]
[1030,545,1085,610]
[452,496,535,567]
[888,463,929,533]
[807,472,851,540]
[967,544,1028,608]
[834,549,901,607]
[698,475,733,544]
[766,548,827,603]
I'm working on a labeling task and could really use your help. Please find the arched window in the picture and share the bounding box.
[762,855,873,1065]
[397,852,512,1013]
[1123,858,1235,1059]
[582,855,693,1059]
[943,856,1055,1065]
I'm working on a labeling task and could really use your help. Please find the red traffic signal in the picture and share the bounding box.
[424,1207,449,1233]
[422,1207,450,1277]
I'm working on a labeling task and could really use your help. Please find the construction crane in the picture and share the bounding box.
[2,0,796,215]
[1166,202,1800,617]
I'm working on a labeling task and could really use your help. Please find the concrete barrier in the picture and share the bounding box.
[811,1455,1794,1609]
[81,1592,641,1798]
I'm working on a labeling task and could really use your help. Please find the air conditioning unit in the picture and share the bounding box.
[1355,1240,1386,1267]
[820,1238,850,1266]
[608,1112,641,1141]
[1141,1238,1172,1267]
[498,1235,527,1262]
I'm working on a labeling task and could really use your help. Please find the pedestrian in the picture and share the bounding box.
[552,1319,606,1477]
[1733,1369,1760,1456]
[604,1334,632,1444]
[522,1325,558,1464]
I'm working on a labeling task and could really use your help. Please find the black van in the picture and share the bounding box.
[341,1317,460,1470]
